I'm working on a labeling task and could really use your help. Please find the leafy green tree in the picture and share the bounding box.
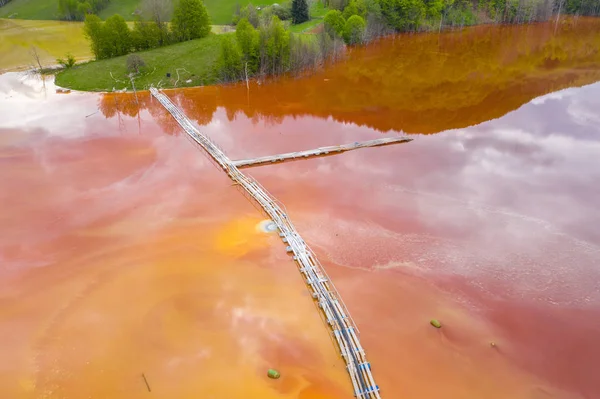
[171,0,211,42]
[217,36,243,81]
[424,0,444,18]
[291,0,310,24]
[103,14,132,58]
[236,18,259,74]
[132,19,161,51]
[58,0,110,20]
[379,0,426,31]
[324,10,346,37]
[259,16,290,75]
[83,14,105,59]
[342,0,362,18]
[77,1,92,17]
[58,0,80,20]
[343,14,366,44]
[343,0,382,18]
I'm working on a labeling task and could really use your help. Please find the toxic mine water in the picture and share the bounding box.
[1,18,600,399]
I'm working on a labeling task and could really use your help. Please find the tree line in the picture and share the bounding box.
[58,0,110,21]
[208,0,600,85]
[217,14,344,83]
[322,0,600,45]
[83,0,210,60]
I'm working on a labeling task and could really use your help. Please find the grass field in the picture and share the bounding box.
[97,0,140,20]
[0,0,59,19]
[55,33,227,91]
[0,18,91,71]
[0,0,283,23]
[204,0,279,25]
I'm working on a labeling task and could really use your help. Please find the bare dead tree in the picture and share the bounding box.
[29,46,43,74]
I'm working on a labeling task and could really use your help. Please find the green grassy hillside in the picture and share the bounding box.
[97,0,140,20]
[204,0,279,25]
[0,0,60,19]
[55,33,226,91]
[1,0,281,23]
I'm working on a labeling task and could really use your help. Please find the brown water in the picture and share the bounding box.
[1,18,600,399]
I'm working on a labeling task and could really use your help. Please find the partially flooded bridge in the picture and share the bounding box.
[150,87,384,398]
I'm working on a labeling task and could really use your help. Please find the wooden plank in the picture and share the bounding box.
[231,137,413,168]
[150,88,381,399]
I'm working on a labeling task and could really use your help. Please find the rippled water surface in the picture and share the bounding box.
[1,18,600,399]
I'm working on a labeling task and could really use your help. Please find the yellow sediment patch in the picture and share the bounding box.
[0,19,91,72]
[215,216,273,257]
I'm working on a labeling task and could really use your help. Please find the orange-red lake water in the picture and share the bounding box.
[1,18,600,399]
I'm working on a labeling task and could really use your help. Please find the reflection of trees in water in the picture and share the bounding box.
[98,91,180,135]
[173,91,218,125]
[98,19,600,135]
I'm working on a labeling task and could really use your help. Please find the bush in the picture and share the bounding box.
[57,53,76,68]
[379,0,426,31]
[324,9,346,37]
[272,4,293,20]
[126,54,146,73]
[343,14,366,44]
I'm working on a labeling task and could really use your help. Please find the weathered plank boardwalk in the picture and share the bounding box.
[150,88,382,398]
[232,137,413,168]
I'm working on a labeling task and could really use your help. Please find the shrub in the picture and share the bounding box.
[343,14,366,45]
[272,4,293,20]
[57,53,77,68]
[324,9,346,37]
[126,54,146,73]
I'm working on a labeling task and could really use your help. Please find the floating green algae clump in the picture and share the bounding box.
[267,369,280,379]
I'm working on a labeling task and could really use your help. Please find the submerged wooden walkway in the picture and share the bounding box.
[232,137,413,168]
[150,88,382,398]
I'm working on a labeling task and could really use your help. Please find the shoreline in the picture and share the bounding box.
[52,15,596,93]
